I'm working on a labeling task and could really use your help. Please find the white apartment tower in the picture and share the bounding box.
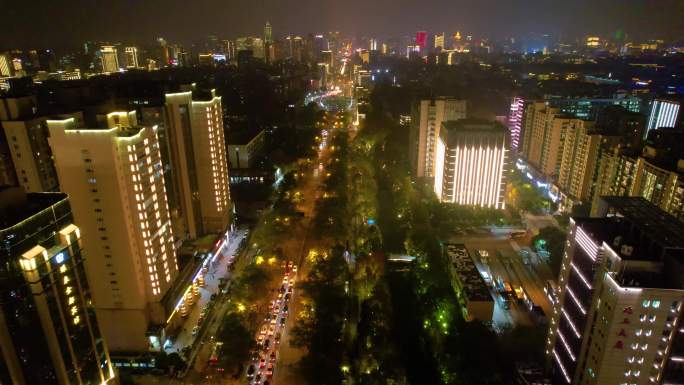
[47,112,178,353]
[164,89,231,240]
[410,98,467,178]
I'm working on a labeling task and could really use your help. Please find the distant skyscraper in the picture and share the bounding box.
[0,188,115,385]
[548,197,684,385]
[264,22,273,44]
[0,53,11,76]
[369,38,378,51]
[164,89,231,239]
[415,31,427,52]
[646,99,680,136]
[100,45,119,73]
[434,33,445,51]
[433,120,508,208]
[409,98,467,177]
[47,112,179,353]
[124,46,139,68]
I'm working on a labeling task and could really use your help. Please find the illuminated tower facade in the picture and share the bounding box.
[164,89,231,240]
[434,120,508,208]
[415,31,427,53]
[124,46,139,68]
[0,188,115,385]
[100,45,119,73]
[507,96,525,151]
[646,99,680,137]
[47,112,178,353]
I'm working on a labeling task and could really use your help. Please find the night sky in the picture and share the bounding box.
[3,0,683,48]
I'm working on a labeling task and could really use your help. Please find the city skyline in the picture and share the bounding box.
[4,0,684,48]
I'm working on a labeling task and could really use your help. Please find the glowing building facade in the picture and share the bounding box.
[508,96,525,151]
[433,120,508,208]
[646,99,680,136]
[100,45,119,73]
[164,89,231,240]
[0,188,115,385]
[47,113,178,353]
[548,197,684,385]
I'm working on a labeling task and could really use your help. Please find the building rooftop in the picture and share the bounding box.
[445,243,492,302]
[0,188,67,230]
[576,197,684,289]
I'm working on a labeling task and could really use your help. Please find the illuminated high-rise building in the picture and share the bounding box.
[164,89,231,240]
[124,46,139,68]
[415,31,427,52]
[100,45,119,73]
[369,38,378,51]
[47,112,178,353]
[507,96,526,151]
[646,99,680,136]
[433,120,508,208]
[409,97,467,177]
[547,197,684,385]
[0,188,115,385]
[434,33,445,51]
[264,22,273,44]
[0,53,11,76]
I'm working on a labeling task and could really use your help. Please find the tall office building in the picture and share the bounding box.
[547,197,684,385]
[100,45,119,73]
[0,188,115,385]
[124,46,139,68]
[409,98,467,178]
[164,89,231,240]
[433,120,508,208]
[47,112,178,353]
[646,99,680,136]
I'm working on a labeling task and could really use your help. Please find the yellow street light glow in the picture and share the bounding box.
[255,256,264,265]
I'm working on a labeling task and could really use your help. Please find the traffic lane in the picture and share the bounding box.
[248,271,296,385]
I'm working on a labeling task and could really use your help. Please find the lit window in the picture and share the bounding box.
[643,300,651,308]
[652,300,660,308]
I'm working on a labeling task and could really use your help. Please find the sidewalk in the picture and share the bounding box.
[167,229,248,355]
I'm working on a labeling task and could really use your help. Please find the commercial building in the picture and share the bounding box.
[646,99,680,136]
[100,45,119,73]
[433,120,508,209]
[124,46,139,68]
[547,197,684,385]
[0,188,115,385]
[164,89,231,240]
[227,129,265,169]
[1,94,85,192]
[409,97,467,178]
[445,243,494,322]
[47,113,178,353]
